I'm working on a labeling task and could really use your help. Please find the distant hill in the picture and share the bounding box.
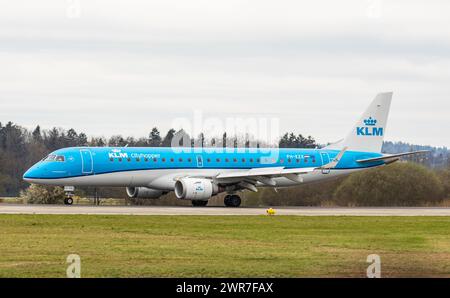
[382,141,449,169]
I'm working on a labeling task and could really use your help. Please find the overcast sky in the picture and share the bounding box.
[0,0,449,147]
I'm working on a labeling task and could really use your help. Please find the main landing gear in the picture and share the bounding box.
[192,200,208,207]
[224,194,241,207]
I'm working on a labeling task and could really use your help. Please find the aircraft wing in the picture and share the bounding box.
[356,150,429,164]
[214,166,316,190]
[215,167,315,179]
[212,147,348,191]
[215,167,316,180]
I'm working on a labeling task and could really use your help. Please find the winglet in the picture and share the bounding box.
[320,147,348,169]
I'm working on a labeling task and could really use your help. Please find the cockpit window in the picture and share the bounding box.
[44,155,56,161]
[43,154,65,162]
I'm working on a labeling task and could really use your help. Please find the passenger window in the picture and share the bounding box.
[170,158,174,162]
[242,158,246,162]
[216,158,220,162]
[127,158,131,162]
[109,158,114,162]
[188,158,192,162]
[225,158,229,162]
[179,158,183,162]
[162,158,166,162]
[153,158,157,162]
[136,158,140,162]
[144,158,148,162]
[118,158,123,162]
[207,158,211,162]
[233,158,237,162]
[250,158,254,163]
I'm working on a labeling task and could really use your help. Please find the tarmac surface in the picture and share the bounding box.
[1,204,450,216]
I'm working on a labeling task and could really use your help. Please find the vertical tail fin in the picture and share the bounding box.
[326,92,393,153]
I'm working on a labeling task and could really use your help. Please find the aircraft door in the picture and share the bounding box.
[320,152,330,174]
[80,149,93,174]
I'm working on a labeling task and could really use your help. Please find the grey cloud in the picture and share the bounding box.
[0,1,449,147]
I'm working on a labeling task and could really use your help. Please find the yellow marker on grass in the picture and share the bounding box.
[266,208,276,216]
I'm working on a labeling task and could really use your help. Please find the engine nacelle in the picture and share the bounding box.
[126,187,164,199]
[174,178,218,200]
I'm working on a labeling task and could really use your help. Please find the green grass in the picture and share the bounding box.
[0,215,449,277]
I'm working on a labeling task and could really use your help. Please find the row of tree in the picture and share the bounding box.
[1,121,449,206]
[0,121,318,196]
[83,129,318,149]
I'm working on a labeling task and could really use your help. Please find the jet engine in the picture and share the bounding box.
[174,178,218,200]
[126,187,164,199]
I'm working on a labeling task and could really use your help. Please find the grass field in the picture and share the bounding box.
[0,215,449,277]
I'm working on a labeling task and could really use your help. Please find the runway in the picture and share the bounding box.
[1,204,450,216]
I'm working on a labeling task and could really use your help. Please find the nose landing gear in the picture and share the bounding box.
[64,186,75,206]
[64,197,74,205]
[224,194,241,207]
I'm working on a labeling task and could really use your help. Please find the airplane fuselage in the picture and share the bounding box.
[23,147,384,189]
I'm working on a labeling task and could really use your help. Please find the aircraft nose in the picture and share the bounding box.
[23,166,39,182]
[23,168,33,182]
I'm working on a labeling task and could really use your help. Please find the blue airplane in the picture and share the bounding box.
[23,92,426,207]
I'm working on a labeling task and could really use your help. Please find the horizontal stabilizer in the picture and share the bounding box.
[356,150,429,163]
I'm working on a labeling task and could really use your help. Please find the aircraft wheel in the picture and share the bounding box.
[192,200,208,207]
[64,198,73,205]
[224,195,241,207]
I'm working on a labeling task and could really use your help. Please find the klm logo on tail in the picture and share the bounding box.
[357,117,383,137]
